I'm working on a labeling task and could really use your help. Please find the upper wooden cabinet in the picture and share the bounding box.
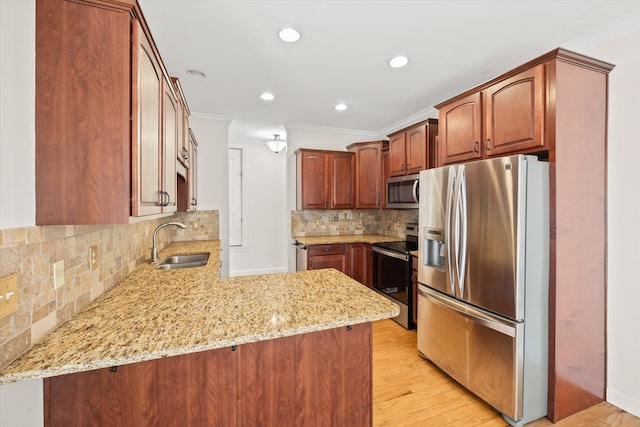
[172,77,191,168]
[35,0,185,224]
[347,141,386,209]
[437,65,545,166]
[188,129,199,211]
[35,0,133,225]
[296,149,355,210]
[388,119,438,176]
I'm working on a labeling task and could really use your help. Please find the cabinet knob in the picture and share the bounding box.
[191,197,198,206]
[181,147,189,159]
[472,141,479,153]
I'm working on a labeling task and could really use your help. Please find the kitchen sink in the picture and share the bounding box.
[155,252,210,270]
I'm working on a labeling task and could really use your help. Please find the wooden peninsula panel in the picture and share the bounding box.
[45,324,372,426]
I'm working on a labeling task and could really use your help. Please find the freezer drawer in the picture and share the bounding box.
[417,285,524,421]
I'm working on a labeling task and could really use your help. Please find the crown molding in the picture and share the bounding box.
[376,107,439,138]
[284,122,378,139]
[190,112,234,123]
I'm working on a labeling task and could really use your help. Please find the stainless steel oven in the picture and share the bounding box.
[372,224,418,329]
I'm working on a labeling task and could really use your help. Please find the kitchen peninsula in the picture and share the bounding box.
[0,240,398,426]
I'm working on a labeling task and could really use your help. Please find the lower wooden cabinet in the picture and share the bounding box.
[307,243,373,288]
[44,324,372,427]
[307,244,346,272]
[44,347,237,427]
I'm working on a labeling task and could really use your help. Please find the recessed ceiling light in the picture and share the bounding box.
[279,28,301,43]
[260,92,275,101]
[335,103,348,112]
[388,56,409,68]
[186,69,206,79]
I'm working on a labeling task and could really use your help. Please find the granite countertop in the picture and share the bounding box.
[293,234,400,245]
[0,240,399,384]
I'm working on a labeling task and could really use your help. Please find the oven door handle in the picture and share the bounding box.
[373,246,410,261]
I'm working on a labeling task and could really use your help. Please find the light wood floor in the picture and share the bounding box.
[372,319,640,427]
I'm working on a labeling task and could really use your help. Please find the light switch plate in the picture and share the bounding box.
[89,245,98,270]
[53,260,65,289]
[0,273,18,319]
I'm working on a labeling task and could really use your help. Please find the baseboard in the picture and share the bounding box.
[607,387,640,418]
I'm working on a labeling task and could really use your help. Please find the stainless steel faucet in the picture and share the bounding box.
[151,222,186,263]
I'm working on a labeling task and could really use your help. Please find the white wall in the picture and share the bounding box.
[588,29,640,417]
[190,114,232,278]
[228,138,288,276]
[0,0,35,229]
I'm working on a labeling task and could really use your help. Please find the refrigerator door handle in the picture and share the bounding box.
[458,165,467,297]
[445,166,456,296]
[419,285,517,338]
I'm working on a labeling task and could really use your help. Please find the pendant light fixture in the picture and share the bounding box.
[266,134,287,153]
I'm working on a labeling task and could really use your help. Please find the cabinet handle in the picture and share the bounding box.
[401,163,405,171]
[472,141,479,153]
[181,147,189,159]
[485,138,491,151]
[191,197,198,206]
[405,163,410,171]
[159,191,170,207]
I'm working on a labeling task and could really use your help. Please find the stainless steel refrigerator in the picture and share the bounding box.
[417,155,549,427]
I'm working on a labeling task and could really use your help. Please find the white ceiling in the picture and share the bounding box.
[139,0,640,143]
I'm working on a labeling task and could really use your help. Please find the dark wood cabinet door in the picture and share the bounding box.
[364,244,373,288]
[35,0,132,225]
[298,150,329,209]
[354,143,382,208]
[483,64,545,156]
[295,323,372,427]
[438,92,482,166]
[239,336,297,425]
[405,124,427,174]
[388,133,407,177]
[346,243,365,284]
[44,348,238,427]
[330,152,355,209]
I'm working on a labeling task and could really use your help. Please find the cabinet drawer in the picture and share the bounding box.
[308,244,346,256]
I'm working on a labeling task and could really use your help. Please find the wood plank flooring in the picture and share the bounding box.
[372,319,640,427]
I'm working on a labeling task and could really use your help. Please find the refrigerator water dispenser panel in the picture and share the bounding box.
[424,227,445,270]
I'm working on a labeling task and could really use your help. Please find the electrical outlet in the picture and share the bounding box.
[0,273,18,319]
[53,260,65,289]
[89,245,98,270]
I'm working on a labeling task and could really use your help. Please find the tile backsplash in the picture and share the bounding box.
[0,210,219,368]
[291,209,419,239]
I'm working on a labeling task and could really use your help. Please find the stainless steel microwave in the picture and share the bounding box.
[386,174,419,209]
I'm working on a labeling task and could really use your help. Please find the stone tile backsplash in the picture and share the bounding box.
[291,209,419,239]
[0,210,219,368]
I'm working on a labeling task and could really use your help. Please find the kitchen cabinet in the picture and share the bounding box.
[381,147,390,208]
[188,129,199,211]
[307,244,346,272]
[44,347,238,427]
[435,48,614,422]
[44,324,372,426]
[346,243,365,283]
[347,141,387,209]
[35,0,185,224]
[387,119,438,177]
[364,244,373,288]
[35,0,132,224]
[307,243,373,288]
[437,65,545,165]
[171,77,191,168]
[295,149,355,210]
